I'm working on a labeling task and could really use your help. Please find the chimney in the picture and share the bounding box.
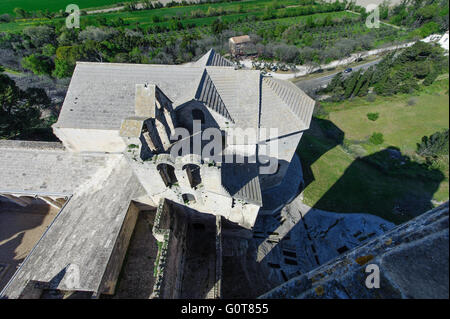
[135,83,156,118]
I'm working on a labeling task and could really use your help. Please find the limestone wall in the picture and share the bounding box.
[98,201,140,295]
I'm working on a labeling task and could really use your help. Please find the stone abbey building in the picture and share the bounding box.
[0,50,315,299]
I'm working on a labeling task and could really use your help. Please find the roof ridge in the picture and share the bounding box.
[195,69,235,123]
[263,77,314,130]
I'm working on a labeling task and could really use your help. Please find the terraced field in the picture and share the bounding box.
[0,0,128,15]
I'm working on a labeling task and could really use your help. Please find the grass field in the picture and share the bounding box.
[0,0,351,32]
[0,0,126,15]
[298,77,449,224]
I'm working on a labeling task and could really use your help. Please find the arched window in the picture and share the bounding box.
[157,163,178,187]
[192,109,205,124]
[182,193,196,204]
[183,164,202,188]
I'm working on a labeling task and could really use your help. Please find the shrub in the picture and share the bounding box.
[407,97,418,106]
[416,129,449,157]
[0,14,12,23]
[21,54,53,76]
[370,132,384,145]
[367,112,379,121]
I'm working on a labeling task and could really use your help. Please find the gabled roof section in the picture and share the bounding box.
[234,176,262,206]
[221,162,262,206]
[194,49,234,67]
[0,141,113,195]
[195,70,234,123]
[54,62,203,130]
[263,77,315,132]
[206,67,260,132]
[1,156,146,298]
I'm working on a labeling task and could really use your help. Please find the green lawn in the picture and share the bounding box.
[298,77,449,224]
[0,0,126,15]
[328,77,449,155]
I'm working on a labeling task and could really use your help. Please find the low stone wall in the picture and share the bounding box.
[151,199,188,299]
[213,215,223,299]
[99,201,140,295]
[260,202,449,299]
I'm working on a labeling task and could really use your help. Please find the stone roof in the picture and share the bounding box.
[262,77,315,136]
[230,35,252,44]
[54,51,313,136]
[54,63,204,130]
[1,155,145,298]
[221,162,262,206]
[195,69,234,123]
[205,66,261,131]
[193,48,234,67]
[0,141,112,195]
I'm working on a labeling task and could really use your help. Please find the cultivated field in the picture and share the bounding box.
[0,0,127,15]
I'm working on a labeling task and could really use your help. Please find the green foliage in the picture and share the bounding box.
[42,44,56,57]
[423,70,439,86]
[52,58,74,78]
[211,17,227,34]
[13,7,27,18]
[387,0,448,34]
[343,70,360,98]
[367,112,379,121]
[416,129,449,157]
[324,41,448,100]
[411,21,441,38]
[21,54,53,76]
[0,71,50,139]
[370,132,384,145]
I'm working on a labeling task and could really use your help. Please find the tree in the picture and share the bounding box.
[21,54,53,76]
[25,88,50,106]
[343,70,361,98]
[13,8,27,19]
[211,18,227,34]
[52,58,74,78]
[23,25,55,47]
[0,14,12,23]
[417,130,449,157]
[0,72,45,139]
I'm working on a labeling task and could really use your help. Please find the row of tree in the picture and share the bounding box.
[321,41,448,101]
[380,0,449,37]
[0,66,53,140]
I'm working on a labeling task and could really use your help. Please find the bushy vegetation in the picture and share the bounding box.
[0,66,54,140]
[0,0,414,74]
[369,132,384,145]
[380,0,449,38]
[321,41,448,101]
[417,129,449,157]
[367,112,379,121]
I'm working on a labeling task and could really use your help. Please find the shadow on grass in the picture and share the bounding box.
[298,117,445,224]
[299,117,344,190]
[312,147,445,224]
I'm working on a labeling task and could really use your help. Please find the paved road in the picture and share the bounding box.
[294,59,381,93]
